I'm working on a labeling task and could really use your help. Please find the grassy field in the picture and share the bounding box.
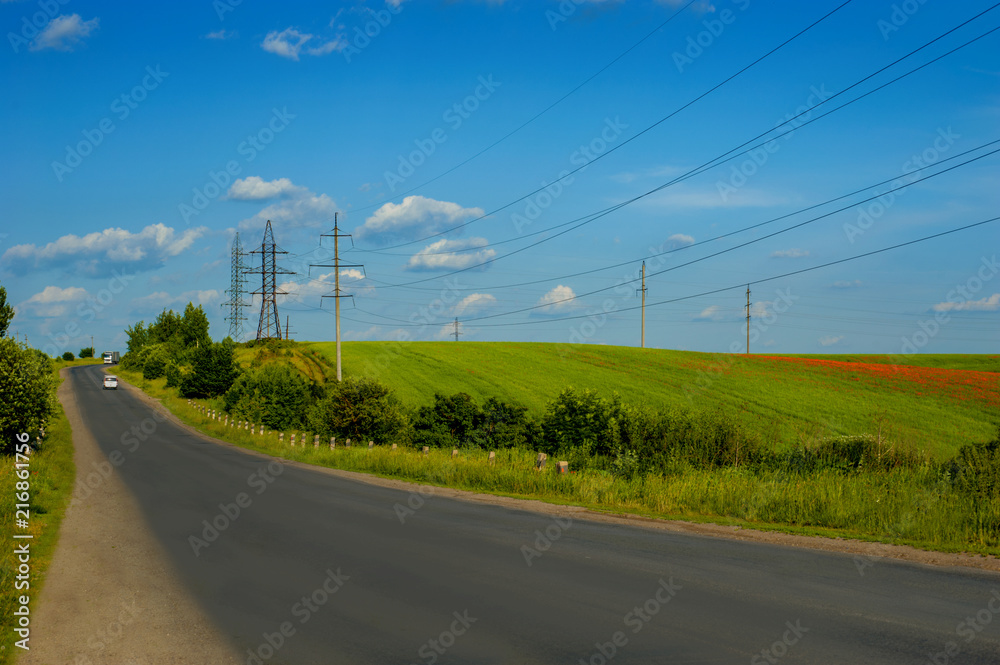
[0,360,88,664]
[267,342,1000,460]
[114,367,1000,556]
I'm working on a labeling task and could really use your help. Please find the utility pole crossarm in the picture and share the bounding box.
[313,212,364,382]
[636,261,647,349]
[745,285,751,355]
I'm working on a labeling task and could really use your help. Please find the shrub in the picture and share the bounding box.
[142,346,169,380]
[164,361,182,388]
[308,377,408,445]
[412,393,482,449]
[79,347,94,359]
[411,393,538,450]
[0,338,53,455]
[540,388,617,456]
[472,397,539,449]
[180,340,239,398]
[952,429,1000,500]
[61,351,74,361]
[224,363,313,431]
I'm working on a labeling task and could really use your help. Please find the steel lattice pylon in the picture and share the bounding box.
[248,220,294,340]
[222,232,249,341]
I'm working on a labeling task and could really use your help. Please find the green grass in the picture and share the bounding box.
[283,342,998,460]
[114,367,1000,557]
[0,364,78,664]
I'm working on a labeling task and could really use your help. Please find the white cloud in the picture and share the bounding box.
[228,176,305,201]
[667,233,694,247]
[17,286,88,318]
[932,293,1000,312]
[261,28,312,60]
[205,29,235,40]
[356,196,485,243]
[694,305,724,321]
[535,285,577,313]
[278,269,373,303]
[454,293,496,316]
[306,38,347,56]
[819,335,844,347]
[2,224,206,274]
[405,238,495,272]
[261,28,345,60]
[30,14,99,52]
[771,248,810,259]
[237,183,338,232]
[750,300,774,319]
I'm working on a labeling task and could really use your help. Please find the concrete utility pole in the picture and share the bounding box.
[745,284,751,354]
[311,213,364,382]
[637,261,647,349]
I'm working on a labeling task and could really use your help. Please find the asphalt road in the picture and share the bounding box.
[65,365,1000,664]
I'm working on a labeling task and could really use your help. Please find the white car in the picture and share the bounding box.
[103,376,118,390]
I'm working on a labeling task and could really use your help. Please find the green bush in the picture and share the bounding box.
[952,429,1000,500]
[61,351,74,361]
[142,346,169,380]
[79,347,94,358]
[413,393,481,449]
[308,377,408,445]
[180,340,239,398]
[164,361,182,388]
[412,393,537,450]
[0,339,53,455]
[540,388,618,456]
[225,363,313,431]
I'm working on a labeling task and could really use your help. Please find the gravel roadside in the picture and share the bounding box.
[20,369,241,665]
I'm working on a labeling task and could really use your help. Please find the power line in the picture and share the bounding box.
[354,0,857,254]
[363,20,1000,289]
[339,0,702,218]
[366,138,1000,293]
[460,216,1000,328]
[435,146,1000,322]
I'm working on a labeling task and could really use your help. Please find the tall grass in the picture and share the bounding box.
[0,363,78,665]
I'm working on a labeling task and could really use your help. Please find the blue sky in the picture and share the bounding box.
[2,0,998,357]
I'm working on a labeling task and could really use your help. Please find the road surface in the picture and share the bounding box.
[28,365,1000,664]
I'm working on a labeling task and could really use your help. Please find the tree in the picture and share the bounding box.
[180,340,239,398]
[180,302,211,350]
[62,351,74,361]
[148,309,184,347]
[79,347,94,358]
[0,285,13,338]
[124,321,148,354]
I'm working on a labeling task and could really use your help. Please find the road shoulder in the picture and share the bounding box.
[22,368,241,665]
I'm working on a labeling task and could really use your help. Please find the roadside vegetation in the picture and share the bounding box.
[114,308,1000,556]
[0,284,79,664]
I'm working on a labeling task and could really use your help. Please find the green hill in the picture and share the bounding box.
[237,341,998,460]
